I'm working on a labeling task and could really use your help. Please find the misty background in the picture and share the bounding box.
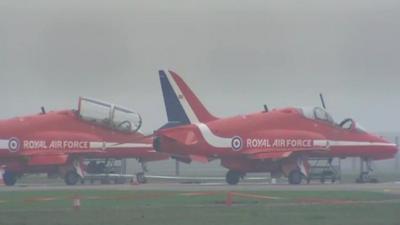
[1,0,399,176]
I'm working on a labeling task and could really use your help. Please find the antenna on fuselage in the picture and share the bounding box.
[263,104,269,112]
[40,106,46,114]
[319,93,327,109]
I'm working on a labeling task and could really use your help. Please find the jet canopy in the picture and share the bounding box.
[77,97,142,133]
[301,107,335,124]
[300,107,366,132]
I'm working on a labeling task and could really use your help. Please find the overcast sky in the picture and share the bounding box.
[0,0,399,133]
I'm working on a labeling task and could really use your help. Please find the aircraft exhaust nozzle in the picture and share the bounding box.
[153,136,162,152]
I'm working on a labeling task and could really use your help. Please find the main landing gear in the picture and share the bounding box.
[287,158,308,185]
[225,170,243,185]
[288,169,303,185]
[64,159,84,186]
[356,158,378,183]
[136,172,147,184]
[64,170,80,186]
[2,170,17,186]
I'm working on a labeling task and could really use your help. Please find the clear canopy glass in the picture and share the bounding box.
[300,107,335,124]
[78,97,142,133]
[300,107,366,132]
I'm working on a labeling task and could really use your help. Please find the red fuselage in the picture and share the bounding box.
[0,110,167,173]
[157,107,397,172]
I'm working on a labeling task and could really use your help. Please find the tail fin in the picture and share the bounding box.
[158,70,218,125]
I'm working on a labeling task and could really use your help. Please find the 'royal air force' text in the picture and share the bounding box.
[246,139,312,149]
[23,140,89,150]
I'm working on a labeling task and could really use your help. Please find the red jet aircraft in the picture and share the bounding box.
[154,70,398,185]
[0,97,168,186]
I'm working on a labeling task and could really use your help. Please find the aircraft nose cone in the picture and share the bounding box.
[375,136,398,159]
[389,143,399,156]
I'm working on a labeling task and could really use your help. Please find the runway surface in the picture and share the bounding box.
[1,181,400,193]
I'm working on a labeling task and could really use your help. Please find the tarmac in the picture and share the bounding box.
[1,181,400,193]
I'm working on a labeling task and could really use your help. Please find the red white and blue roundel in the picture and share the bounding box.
[8,137,21,153]
[231,136,243,151]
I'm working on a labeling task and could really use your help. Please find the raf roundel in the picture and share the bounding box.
[231,136,243,151]
[8,137,21,153]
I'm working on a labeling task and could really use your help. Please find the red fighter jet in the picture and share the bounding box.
[0,97,168,186]
[154,70,398,185]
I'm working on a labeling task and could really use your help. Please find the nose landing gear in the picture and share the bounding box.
[356,158,378,183]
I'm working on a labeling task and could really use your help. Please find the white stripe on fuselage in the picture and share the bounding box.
[0,140,8,150]
[108,143,153,148]
[89,142,152,149]
[0,140,152,151]
[191,124,395,149]
[327,140,396,147]
[164,71,199,123]
[194,123,232,148]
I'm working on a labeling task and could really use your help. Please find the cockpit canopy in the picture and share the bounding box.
[301,107,335,124]
[78,97,142,133]
[300,107,366,132]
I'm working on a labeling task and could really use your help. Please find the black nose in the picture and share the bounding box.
[153,136,161,152]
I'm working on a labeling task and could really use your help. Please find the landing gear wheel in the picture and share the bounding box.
[288,170,303,185]
[226,170,241,185]
[65,171,80,186]
[136,172,147,184]
[356,172,379,183]
[356,172,369,183]
[370,178,379,183]
[3,171,17,186]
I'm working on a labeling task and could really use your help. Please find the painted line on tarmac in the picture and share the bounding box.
[229,192,283,200]
[25,197,61,202]
[179,192,218,196]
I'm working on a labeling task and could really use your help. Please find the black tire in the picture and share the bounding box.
[64,171,80,186]
[288,170,302,185]
[226,170,241,185]
[370,178,379,183]
[136,172,147,184]
[356,172,368,183]
[3,171,17,186]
